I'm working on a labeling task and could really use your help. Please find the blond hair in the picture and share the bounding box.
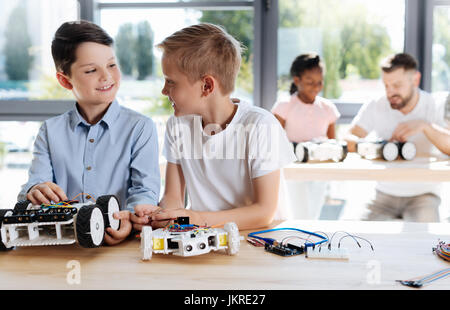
[157,23,242,95]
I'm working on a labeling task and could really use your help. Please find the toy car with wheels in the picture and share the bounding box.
[293,139,348,163]
[357,140,416,161]
[140,217,243,260]
[0,194,121,251]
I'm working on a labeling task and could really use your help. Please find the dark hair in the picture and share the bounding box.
[289,53,324,95]
[381,53,418,73]
[51,20,114,76]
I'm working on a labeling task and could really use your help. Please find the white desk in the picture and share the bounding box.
[1,220,449,290]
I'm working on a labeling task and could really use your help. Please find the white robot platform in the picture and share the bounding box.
[357,140,416,161]
[0,195,121,251]
[294,139,348,163]
[140,217,242,260]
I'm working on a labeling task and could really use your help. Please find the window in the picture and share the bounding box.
[277,0,405,104]
[432,5,450,92]
[0,121,41,208]
[0,0,78,101]
[97,2,254,117]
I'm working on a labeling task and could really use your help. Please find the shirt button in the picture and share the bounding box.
[89,139,94,143]
[86,166,92,171]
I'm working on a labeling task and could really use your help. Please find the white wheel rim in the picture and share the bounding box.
[90,208,104,246]
[383,143,398,161]
[401,142,416,160]
[295,144,305,162]
[107,197,120,230]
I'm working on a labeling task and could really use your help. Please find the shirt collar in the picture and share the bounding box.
[69,100,121,131]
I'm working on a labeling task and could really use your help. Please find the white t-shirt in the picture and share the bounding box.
[352,89,448,197]
[163,101,296,212]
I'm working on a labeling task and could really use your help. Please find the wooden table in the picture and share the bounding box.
[283,153,450,182]
[1,220,449,290]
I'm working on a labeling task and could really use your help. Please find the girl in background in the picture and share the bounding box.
[272,53,341,220]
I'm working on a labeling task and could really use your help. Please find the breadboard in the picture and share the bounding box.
[305,247,349,260]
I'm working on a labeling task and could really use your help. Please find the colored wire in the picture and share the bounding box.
[71,193,96,202]
[434,241,450,262]
[328,231,361,249]
[304,231,330,245]
[248,228,328,248]
[397,268,450,288]
[281,235,312,246]
[338,235,375,251]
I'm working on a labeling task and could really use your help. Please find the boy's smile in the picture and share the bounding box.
[62,42,121,107]
[161,55,203,117]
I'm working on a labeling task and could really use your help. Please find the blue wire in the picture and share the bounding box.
[248,227,328,248]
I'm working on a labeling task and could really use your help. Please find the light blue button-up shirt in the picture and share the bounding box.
[18,100,160,211]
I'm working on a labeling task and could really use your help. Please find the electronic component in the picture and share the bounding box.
[305,246,349,260]
[264,242,304,256]
[248,227,328,249]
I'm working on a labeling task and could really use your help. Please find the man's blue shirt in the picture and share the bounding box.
[18,100,160,211]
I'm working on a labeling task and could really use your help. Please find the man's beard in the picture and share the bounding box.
[388,88,415,110]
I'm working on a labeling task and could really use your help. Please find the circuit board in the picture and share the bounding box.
[264,243,304,256]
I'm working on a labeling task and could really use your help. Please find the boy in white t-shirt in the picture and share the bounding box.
[131,24,295,230]
[347,53,450,222]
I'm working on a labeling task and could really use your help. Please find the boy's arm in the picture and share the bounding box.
[126,119,161,211]
[159,162,186,210]
[18,123,66,204]
[152,170,280,230]
[132,162,185,230]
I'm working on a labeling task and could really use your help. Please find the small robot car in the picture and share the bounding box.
[140,217,242,260]
[357,140,416,161]
[294,140,348,163]
[0,195,121,251]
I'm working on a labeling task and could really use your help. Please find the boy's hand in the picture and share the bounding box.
[151,208,203,229]
[104,211,132,246]
[27,182,68,205]
[131,204,161,231]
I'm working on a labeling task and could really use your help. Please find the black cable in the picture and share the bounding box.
[338,235,374,251]
[328,231,361,249]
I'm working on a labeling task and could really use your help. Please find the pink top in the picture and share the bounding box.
[271,94,340,143]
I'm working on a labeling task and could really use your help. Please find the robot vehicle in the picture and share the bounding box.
[140,217,242,260]
[357,140,416,161]
[0,194,121,251]
[294,140,348,163]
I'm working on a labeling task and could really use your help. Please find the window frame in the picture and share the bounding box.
[0,0,448,122]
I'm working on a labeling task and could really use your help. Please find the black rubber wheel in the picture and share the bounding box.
[96,195,121,230]
[0,209,14,251]
[340,143,349,162]
[295,143,309,163]
[302,147,309,163]
[14,200,31,214]
[75,205,105,248]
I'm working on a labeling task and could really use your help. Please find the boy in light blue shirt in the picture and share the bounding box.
[18,21,160,245]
